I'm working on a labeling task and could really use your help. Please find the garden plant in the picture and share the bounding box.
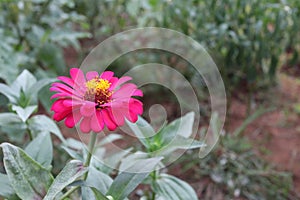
[0,0,300,200]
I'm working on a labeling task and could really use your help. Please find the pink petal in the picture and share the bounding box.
[63,99,83,107]
[128,111,138,123]
[112,83,137,99]
[130,99,143,115]
[100,71,114,80]
[51,93,72,99]
[109,77,118,90]
[80,117,91,133]
[51,100,65,112]
[50,83,82,97]
[53,108,72,121]
[64,110,82,128]
[80,102,96,117]
[132,89,143,97]
[86,71,99,80]
[110,108,126,126]
[112,76,132,89]
[90,111,104,132]
[57,76,74,87]
[102,109,117,131]
[70,68,86,85]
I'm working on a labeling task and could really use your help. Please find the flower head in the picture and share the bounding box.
[50,68,143,133]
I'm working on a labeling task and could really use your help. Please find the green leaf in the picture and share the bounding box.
[126,117,156,148]
[119,151,148,172]
[43,160,87,200]
[97,133,123,146]
[90,187,109,200]
[101,148,133,174]
[0,83,18,103]
[86,167,113,194]
[0,113,24,126]
[25,132,53,169]
[27,115,65,142]
[61,138,85,161]
[12,105,37,122]
[70,181,109,200]
[1,143,53,200]
[153,136,206,156]
[26,78,56,105]
[11,70,37,95]
[159,112,195,144]
[153,174,198,200]
[0,42,19,84]
[0,173,15,198]
[0,113,27,139]
[37,43,66,75]
[82,167,112,200]
[49,30,91,51]
[106,157,163,200]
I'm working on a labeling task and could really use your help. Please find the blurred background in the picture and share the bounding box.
[0,0,299,199]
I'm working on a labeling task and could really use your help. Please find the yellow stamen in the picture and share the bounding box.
[84,77,113,108]
[85,78,111,93]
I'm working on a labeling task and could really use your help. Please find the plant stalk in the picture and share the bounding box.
[83,132,97,180]
[59,132,97,199]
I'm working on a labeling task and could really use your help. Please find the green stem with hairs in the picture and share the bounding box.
[59,132,97,200]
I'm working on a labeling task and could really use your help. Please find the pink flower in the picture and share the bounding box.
[50,68,143,133]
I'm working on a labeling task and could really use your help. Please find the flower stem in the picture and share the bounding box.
[151,170,158,200]
[27,129,33,141]
[83,132,97,180]
[59,132,97,200]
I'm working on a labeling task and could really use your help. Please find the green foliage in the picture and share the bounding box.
[1,143,54,200]
[0,0,91,111]
[83,166,113,198]
[198,134,293,200]
[25,132,53,169]
[0,70,63,143]
[107,157,163,200]
[0,0,90,77]
[27,115,65,142]
[0,173,16,199]
[0,1,298,199]
[179,115,293,200]
[126,112,205,156]
[125,0,299,92]
[44,160,86,200]
[152,173,198,200]
[0,70,54,107]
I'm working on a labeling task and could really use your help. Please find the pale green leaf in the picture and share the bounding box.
[153,174,198,200]
[25,132,53,168]
[1,143,53,200]
[27,115,65,142]
[43,160,87,200]
[0,113,24,126]
[12,70,37,94]
[126,117,156,148]
[12,105,37,122]
[0,83,18,103]
[0,173,15,198]
[106,157,163,200]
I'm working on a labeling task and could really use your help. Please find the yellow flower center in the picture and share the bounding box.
[84,77,112,108]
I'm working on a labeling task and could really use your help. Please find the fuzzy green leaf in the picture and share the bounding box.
[25,132,53,168]
[106,157,163,200]
[43,160,87,200]
[1,143,53,200]
[153,174,198,200]
[27,115,65,142]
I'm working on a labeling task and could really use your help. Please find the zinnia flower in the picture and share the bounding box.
[50,68,143,133]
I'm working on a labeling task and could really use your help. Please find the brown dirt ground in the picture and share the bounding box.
[226,73,300,197]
